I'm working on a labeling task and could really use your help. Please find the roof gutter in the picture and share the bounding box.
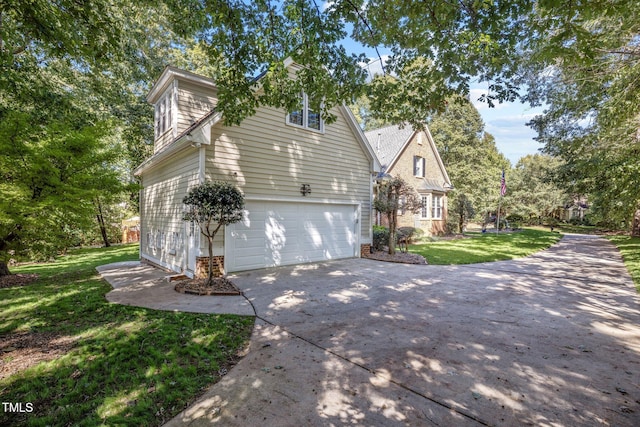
[133,111,221,176]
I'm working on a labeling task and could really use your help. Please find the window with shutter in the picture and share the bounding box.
[414,156,425,177]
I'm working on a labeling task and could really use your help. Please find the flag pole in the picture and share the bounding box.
[496,196,502,233]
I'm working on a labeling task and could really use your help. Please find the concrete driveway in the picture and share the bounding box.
[164,234,640,426]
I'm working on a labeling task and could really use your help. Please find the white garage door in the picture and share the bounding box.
[225,201,358,272]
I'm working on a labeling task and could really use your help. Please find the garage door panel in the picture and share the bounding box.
[226,202,358,272]
[232,255,267,270]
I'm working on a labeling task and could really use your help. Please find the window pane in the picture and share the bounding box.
[414,156,424,177]
[432,195,442,219]
[421,196,428,218]
[289,110,304,126]
[288,93,304,126]
[159,100,166,134]
[155,104,160,137]
[166,94,172,130]
[307,109,321,130]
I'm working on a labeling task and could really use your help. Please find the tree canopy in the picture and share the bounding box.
[0,1,187,273]
[373,177,421,255]
[428,96,510,231]
[183,181,245,284]
[3,0,639,273]
[505,154,568,223]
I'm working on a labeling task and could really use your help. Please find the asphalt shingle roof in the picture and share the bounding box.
[364,124,415,171]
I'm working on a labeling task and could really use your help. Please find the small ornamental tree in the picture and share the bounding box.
[182,181,244,285]
[374,177,422,255]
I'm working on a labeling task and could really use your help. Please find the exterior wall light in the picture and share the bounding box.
[300,184,311,196]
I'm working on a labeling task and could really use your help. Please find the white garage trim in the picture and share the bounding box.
[225,200,360,272]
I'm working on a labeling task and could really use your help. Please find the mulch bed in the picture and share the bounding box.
[1,331,77,380]
[0,273,39,289]
[174,277,243,296]
[364,251,428,265]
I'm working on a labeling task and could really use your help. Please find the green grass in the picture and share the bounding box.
[607,235,640,292]
[0,244,254,426]
[409,228,562,265]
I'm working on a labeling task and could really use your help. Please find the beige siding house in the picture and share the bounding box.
[365,124,452,236]
[134,64,379,276]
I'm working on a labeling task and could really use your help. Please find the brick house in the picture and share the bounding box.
[365,124,452,236]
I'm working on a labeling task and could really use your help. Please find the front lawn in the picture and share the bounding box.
[607,235,640,292]
[410,228,562,264]
[0,244,254,426]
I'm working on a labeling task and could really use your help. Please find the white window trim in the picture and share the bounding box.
[432,194,443,220]
[286,92,324,133]
[154,85,175,139]
[421,195,429,219]
[414,156,425,177]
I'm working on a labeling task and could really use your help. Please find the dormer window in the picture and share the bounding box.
[155,89,173,138]
[286,92,323,132]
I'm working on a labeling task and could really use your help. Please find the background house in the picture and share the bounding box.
[365,124,452,236]
[134,63,379,277]
[564,196,589,222]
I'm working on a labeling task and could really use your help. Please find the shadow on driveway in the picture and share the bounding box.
[165,234,640,426]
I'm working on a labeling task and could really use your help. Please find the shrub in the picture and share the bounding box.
[372,226,389,252]
[397,227,423,244]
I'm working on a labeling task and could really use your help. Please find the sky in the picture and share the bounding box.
[360,55,546,166]
[468,88,546,165]
[321,0,545,165]
[341,25,545,166]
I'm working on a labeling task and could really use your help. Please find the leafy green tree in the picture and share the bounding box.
[506,154,567,223]
[0,2,170,274]
[0,106,129,273]
[0,1,210,274]
[522,1,640,230]
[182,181,245,285]
[349,95,392,132]
[373,178,422,255]
[160,1,639,229]
[428,97,510,231]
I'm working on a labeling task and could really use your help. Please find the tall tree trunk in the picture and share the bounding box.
[207,236,214,286]
[95,198,111,247]
[388,210,397,255]
[0,260,10,276]
[458,198,465,234]
[632,209,640,237]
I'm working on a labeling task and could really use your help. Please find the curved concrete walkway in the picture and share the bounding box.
[97,261,254,316]
[99,235,640,426]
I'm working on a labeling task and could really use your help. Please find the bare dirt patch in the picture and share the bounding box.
[0,332,77,379]
[0,274,39,289]
[174,277,243,296]
[364,250,427,264]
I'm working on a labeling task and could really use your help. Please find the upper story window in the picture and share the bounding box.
[155,89,173,138]
[286,92,323,132]
[414,156,425,177]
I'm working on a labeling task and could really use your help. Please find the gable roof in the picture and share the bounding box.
[146,66,218,104]
[135,62,380,176]
[364,124,414,170]
[364,123,452,191]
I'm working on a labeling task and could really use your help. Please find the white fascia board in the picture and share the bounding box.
[146,66,217,104]
[133,112,220,176]
[340,105,382,173]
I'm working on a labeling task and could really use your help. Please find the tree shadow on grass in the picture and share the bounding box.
[0,245,254,426]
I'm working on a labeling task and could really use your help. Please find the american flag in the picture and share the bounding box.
[500,170,507,196]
